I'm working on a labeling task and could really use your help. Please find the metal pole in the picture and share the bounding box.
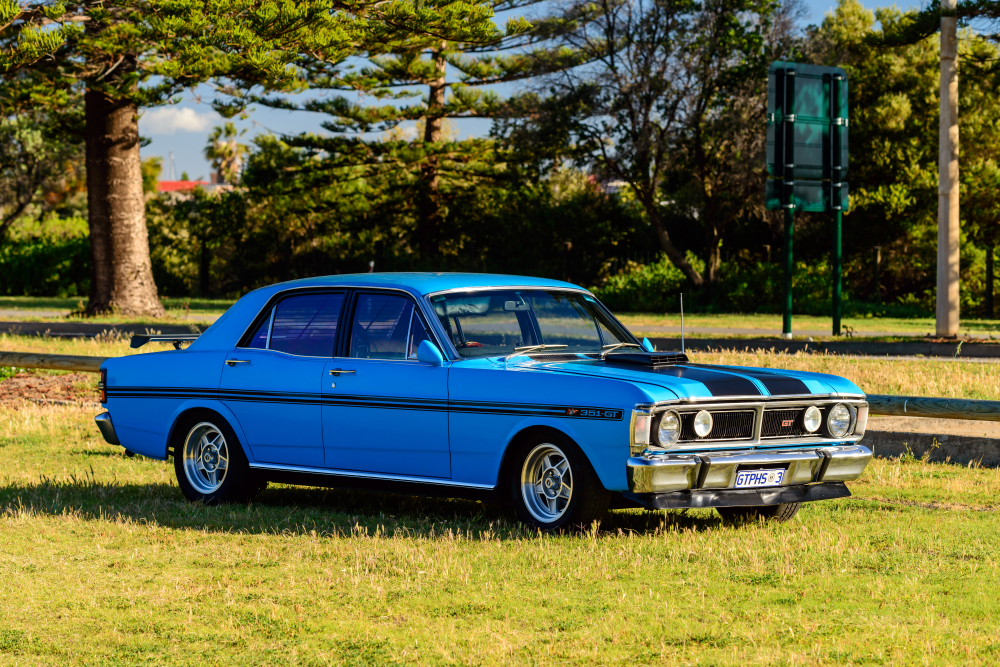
[833,210,842,335]
[680,293,685,354]
[831,73,844,337]
[873,246,882,302]
[783,208,794,337]
[987,244,994,319]
[937,0,960,336]
[781,68,796,339]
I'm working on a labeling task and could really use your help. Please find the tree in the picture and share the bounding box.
[0,112,83,241]
[205,122,249,184]
[1,0,501,315]
[257,0,589,259]
[498,0,787,287]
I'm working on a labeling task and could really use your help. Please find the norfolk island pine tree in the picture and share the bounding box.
[0,0,502,314]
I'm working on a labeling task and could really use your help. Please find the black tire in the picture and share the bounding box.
[508,432,611,532]
[717,502,801,525]
[172,410,265,505]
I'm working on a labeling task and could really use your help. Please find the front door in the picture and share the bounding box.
[322,291,451,478]
[220,291,345,468]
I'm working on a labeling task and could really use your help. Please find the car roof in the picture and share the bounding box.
[258,272,585,297]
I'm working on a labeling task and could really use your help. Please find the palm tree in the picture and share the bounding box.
[204,123,249,184]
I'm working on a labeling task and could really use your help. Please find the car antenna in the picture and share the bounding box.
[680,293,685,354]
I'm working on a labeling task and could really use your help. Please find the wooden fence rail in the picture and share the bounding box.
[0,351,107,373]
[864,394,1000,422]
[2,353,1000,422]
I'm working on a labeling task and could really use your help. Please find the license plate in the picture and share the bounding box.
[734,468,785,488]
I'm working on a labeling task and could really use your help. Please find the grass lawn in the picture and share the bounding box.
[617,312,1000,338]
[0,296,232,324]
[7,296,1000,339]
[0,401,997,665]
[4,334,1000,401]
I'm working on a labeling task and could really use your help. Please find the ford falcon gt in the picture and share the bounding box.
[94,273,872,530]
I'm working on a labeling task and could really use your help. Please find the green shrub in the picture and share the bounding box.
[0,237,90,297]
[592,253,933,317]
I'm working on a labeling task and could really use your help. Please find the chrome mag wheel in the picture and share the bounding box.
[520,443,574,523]
[182,422,230,494]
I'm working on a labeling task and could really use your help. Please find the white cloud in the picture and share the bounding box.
[141,107,220,134]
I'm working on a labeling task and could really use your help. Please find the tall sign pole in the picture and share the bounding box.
[766,62,848,338]
[782,70,796,339]
[937,0,960,336]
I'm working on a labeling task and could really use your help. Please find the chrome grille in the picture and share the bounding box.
[680,410,754,441]
[761,408,808,438]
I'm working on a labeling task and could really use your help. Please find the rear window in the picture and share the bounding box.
[265,293,345,357]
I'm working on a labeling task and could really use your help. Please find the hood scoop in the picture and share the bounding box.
[604,351,689,366]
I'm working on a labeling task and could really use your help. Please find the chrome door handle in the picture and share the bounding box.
[226,359,251,366]
[329,369,355,376]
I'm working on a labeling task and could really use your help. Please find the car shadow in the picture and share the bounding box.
[0,476,726,538]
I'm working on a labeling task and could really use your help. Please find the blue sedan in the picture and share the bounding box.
[94,273,872,530]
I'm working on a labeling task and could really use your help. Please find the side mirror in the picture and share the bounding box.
[642,337,655,352]
[417,340,446,366]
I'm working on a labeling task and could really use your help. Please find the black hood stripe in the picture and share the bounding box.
[626,365,762,397]
[686,365,810,396]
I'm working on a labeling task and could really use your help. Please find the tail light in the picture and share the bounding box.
[99,368,107,403]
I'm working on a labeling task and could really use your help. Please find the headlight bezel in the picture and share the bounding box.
[655,410,682,447]
[693,410,713,438]
[826,403,853,438]
[803,405,822,433]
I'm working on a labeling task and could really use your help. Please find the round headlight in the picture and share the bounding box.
[657,411,681,446]
[827,403,852,438]
[803,406,822,433]
[693,410,713,438]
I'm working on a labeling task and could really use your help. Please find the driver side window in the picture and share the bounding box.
[349,293,431,360]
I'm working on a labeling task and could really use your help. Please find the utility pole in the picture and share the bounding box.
[937,0,960,336]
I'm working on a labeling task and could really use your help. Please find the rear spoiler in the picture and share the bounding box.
[130,334,200,349]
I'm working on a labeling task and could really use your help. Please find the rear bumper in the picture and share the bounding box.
[94,412,120,446]
[626,444,872,494]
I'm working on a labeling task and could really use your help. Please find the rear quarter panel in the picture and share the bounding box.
[103,350,232,460]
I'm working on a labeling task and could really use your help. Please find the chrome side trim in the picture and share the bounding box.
[627,444,872,494]
[248,462,495,490]
[94,412,120,446]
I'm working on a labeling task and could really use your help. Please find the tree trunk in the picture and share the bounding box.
[647,202,704,287]
[704,209,722,286]
[84,86,165,316]
[417,44,447,260]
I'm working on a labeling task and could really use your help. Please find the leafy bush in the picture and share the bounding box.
[592,253,933,317]
[0,236,90,297]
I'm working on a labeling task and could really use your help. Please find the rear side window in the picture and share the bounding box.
[349,293,425,360]
[245,314,271,349]
[267,293,345,357]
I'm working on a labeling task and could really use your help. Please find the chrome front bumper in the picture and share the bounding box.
[95,412,120,446]
[626,444,873,494]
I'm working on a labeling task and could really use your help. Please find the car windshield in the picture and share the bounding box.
[429,290,635,359]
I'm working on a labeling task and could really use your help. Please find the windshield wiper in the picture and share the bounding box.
[504,344,569,361]
[599,342,642,359]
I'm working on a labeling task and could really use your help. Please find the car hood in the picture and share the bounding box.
[508,357,862,401]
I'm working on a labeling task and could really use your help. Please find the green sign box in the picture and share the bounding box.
[766,61,849,184]
[765,180,849,213]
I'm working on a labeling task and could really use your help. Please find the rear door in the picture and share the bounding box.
[220,291,345,468]
[321,291,451,478]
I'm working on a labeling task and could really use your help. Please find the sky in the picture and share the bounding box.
[141,0,912,182]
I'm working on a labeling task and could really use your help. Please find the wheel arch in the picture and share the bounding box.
[495,424,608,499]
[166,402,253,462]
